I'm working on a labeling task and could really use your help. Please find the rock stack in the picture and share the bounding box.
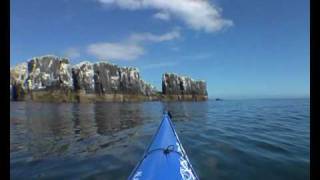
[10,55,208,102]
[10,55,158,102]
[162,73,208,101]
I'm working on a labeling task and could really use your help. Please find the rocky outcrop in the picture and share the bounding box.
[27,55,73,90]
[10,55,208,102]
[10,55,158,102]
[71,61,157,97]
[10,62,29,100]
[162,73,208,101]
[71,61,95,93]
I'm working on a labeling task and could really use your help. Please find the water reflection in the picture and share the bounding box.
[163,101,209,122]
[15,101,209,160]
[25,103,74,159]
[11,100,310,180]
[10,102,28,153]
[72,103,97,139]
[17,102,146,159]
[94,102,143,135]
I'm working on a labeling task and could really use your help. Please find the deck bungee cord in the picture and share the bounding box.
[128,111,199,180]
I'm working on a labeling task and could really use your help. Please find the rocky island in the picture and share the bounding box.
[10,55,208,102]
[162,73,208,101]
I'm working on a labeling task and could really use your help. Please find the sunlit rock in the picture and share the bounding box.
[72,61,95,93]
[162,73,208,101]
[10,55,160,102]
[10,55,208,102]
[26,55,73,90]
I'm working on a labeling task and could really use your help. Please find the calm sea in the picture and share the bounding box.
[10,99,310,180]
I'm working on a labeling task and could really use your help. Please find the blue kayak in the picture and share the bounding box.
[128,112,199,180]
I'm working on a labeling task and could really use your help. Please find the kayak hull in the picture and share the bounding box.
[128,113,199,180]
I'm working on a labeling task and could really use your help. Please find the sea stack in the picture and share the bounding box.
[10,55,209,102]
[161,73,208,101]
[10,55,158,102]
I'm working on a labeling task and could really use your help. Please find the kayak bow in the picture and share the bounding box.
[128,112,199,180]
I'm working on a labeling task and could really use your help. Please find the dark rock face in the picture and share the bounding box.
[10,55,158,102]
[92,62,142,94]
[71,62,95,93]
[162,73,208,100]
[70,61,157,96]
[10,62,28,101]
[26,55,73,90]
[10,55,208,102]
[140,80,156,96]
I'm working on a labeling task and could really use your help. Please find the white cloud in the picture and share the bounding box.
[64,48,80,58]
[129,29,180,43]
[96,0,233,32]
[87,42,144,60]
[87,29,180,60]
[153,11,170,21]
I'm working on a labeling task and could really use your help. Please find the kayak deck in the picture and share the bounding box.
[128,112,199,180]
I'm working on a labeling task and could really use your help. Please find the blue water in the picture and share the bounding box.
[10,98,310,179]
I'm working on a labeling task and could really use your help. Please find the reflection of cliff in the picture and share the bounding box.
[163,101,209,122]
[11,102,151,159]
[95,103,121,135]
[72,103,97,139]
[94,103,143,135]
[24,103,74,158]
[167,102,190,120]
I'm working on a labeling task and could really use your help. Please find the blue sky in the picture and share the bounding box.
[10,0,309,99]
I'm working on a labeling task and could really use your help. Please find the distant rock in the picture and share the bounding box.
[71,61,96,93]
[10,55,159,102]
[10,62,28,101]
[27,55,73,90]
[10,55,208,102]
[162,73,208,101]
[92,62,141,94]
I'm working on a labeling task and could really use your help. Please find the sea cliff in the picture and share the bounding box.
[10,55,207,102]
[161,73,208,101]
